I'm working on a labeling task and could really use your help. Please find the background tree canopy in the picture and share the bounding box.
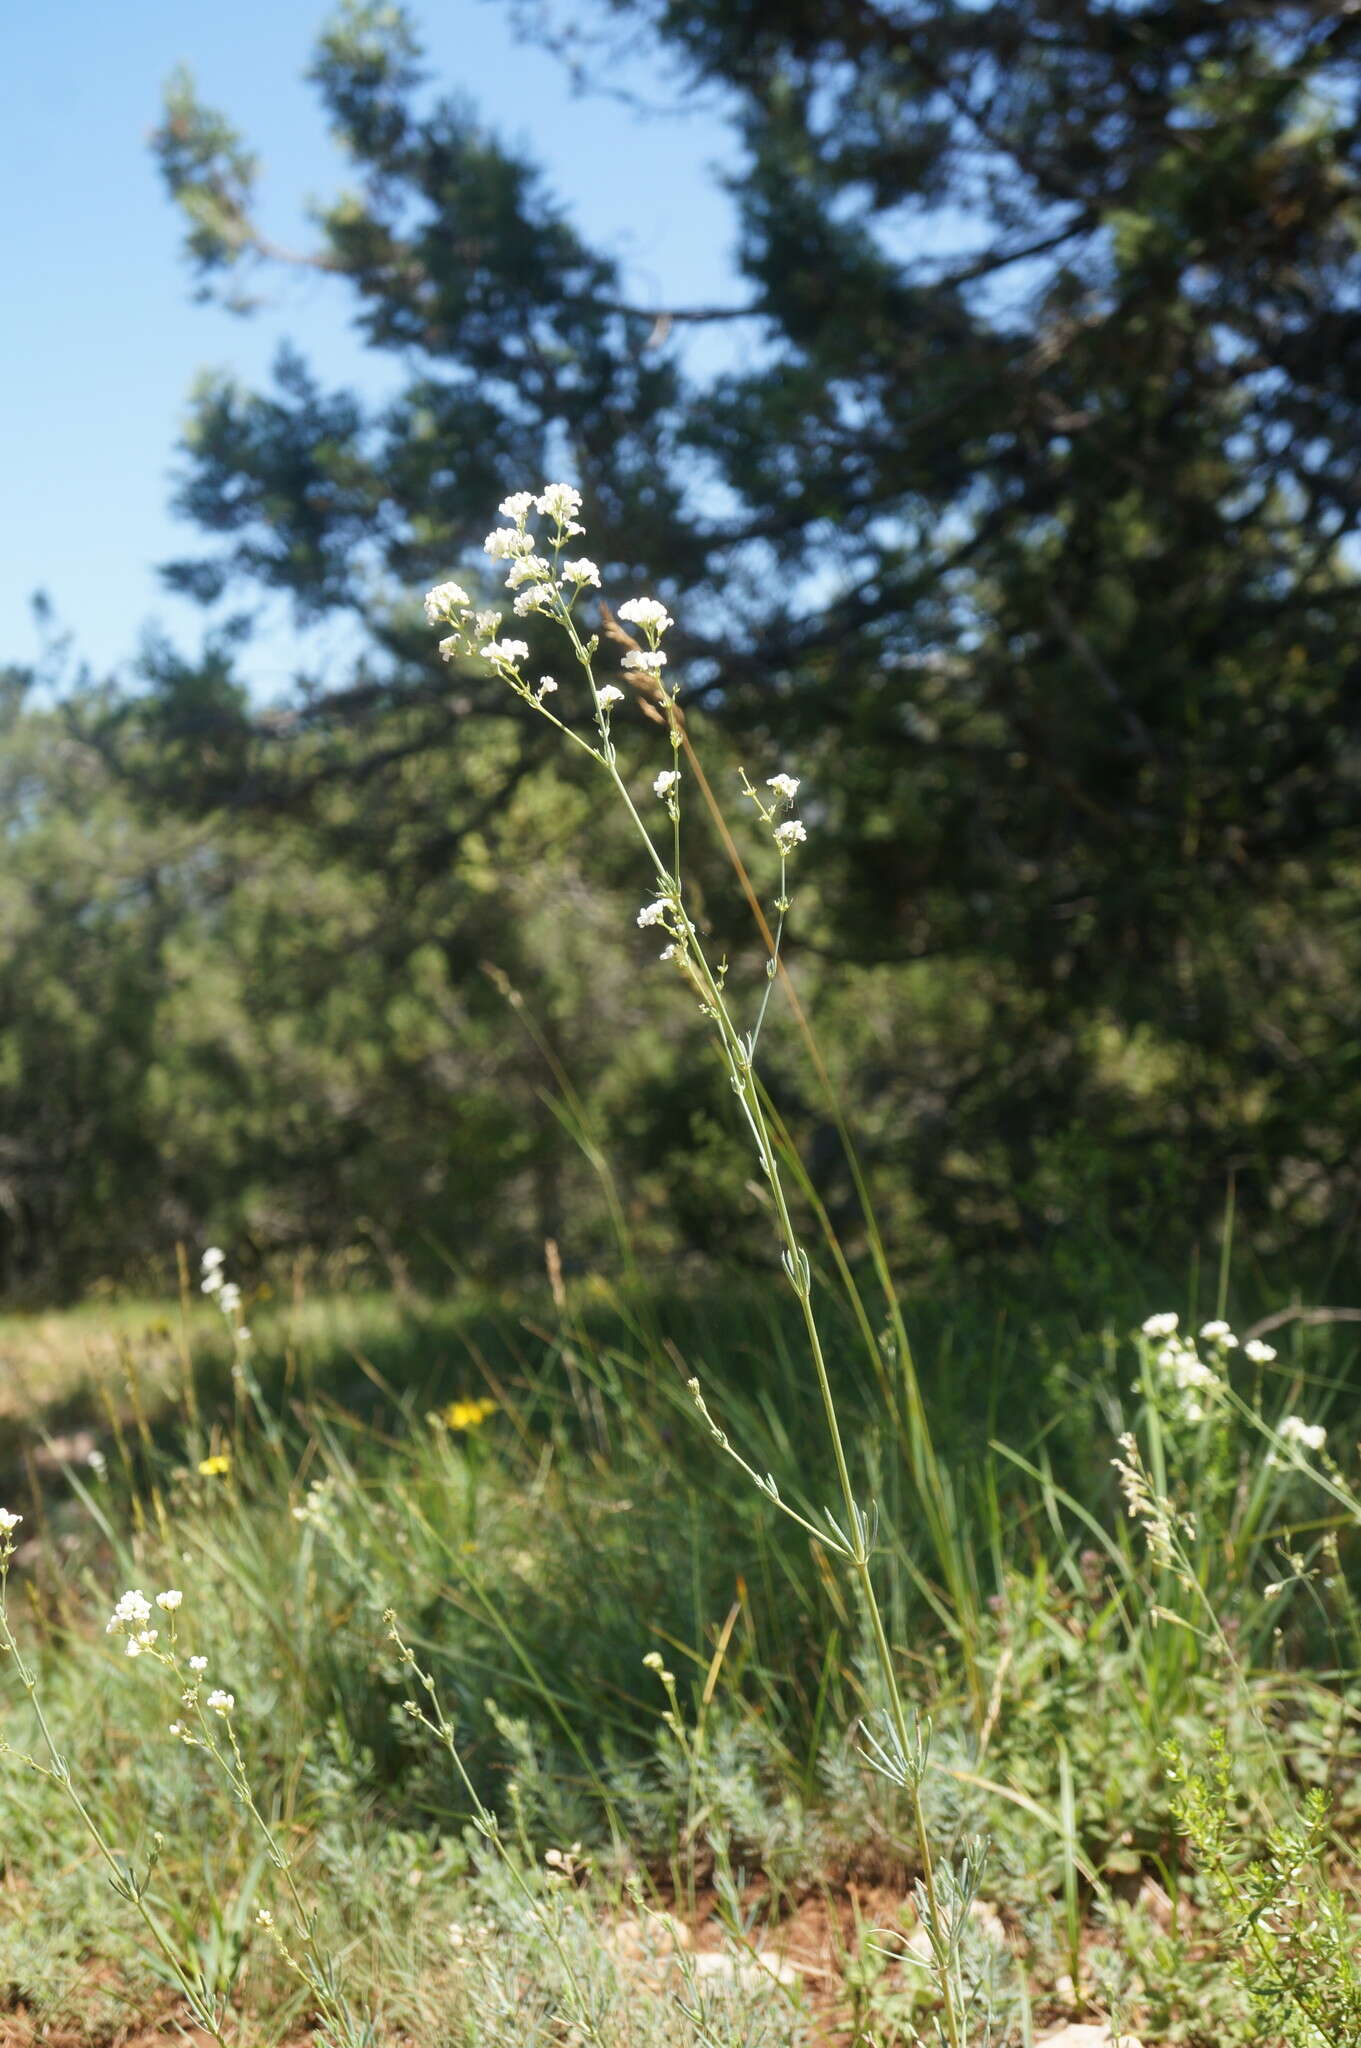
[10,0,1361,1296]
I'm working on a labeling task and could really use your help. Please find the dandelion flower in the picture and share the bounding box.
[198,1454,231,1478]
[443,1397,498,1431]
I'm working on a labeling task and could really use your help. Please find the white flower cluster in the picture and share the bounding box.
[1138,1312,1286,1429]
[739,768,811,860]
[1278,1414,1326,1454]
[0,1507,21,1554]
[422,486,687,757]
[200,1247,250,1344]
[1138,1313,1225,1425]
[106,1587,172,1658]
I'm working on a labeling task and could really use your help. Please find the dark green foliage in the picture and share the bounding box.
[129,0,1361,1264]
[7,1,1360,1290]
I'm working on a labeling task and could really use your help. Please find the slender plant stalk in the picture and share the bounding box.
[0,1546,234,2047]
[424,498,969,2047]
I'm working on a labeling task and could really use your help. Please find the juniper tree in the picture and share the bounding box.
[137,0,1361,1259]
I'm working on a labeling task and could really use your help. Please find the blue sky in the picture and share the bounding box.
[0,2,740,689]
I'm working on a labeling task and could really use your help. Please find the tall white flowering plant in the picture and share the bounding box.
[424,486,976,2047]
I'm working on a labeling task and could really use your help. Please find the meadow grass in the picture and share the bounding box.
[0,1270,1359,2045]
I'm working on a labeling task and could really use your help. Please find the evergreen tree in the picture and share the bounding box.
[135,0,1361,1259]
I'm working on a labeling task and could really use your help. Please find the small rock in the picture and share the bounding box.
[693,1949,801,1989]
[1039,2025,1143,2048]
[904,1899,1007,1963]
[607,1912,691,1965]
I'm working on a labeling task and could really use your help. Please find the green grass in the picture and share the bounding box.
[0,1275,1359,2045]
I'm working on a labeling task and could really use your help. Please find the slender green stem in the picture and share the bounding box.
[0,1573,232,2047]
[502,596,967,2048]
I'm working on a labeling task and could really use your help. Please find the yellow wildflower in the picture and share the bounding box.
[198,1454,232,1477]
[442,1397,498,1432]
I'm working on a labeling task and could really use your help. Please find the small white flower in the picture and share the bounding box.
[1199,1320,1234,1343]
[168,1721,185,1736]
[642,1650,664,1670]
[156,1590,183,1613]
[621,649,667,673]
[217,1282,242,1314]
[423,581,471,624]
[617,597,673,636]
[256,1908,275,1930]
[560,557,600,587]
[206,1689,235,1716]
[201,1270,224,1295]
[659,944,677,961]
[1141,1312,1179,1339]
[482,639,530,667]
[1278,1416,1326,1452]
[189,1656,208,1673]
[774,819,808,854]
[438,634,462,662]
[766,774,800,803]
[536,676,558,700]
[108,1590,153,1634]
[0,1509,21,1534]
[201,1247,225,1270]
[597,683,625,708]
[505,553,552,589]
[235,1326,251,1344]
[484,527,529,561]
[125,1635,145,1658]
[512,583,556,616]
[1244,1339,1277,1364]
[498,492,536,523]
[536,482,583,526]
[637,901,669,929]
[86,1448,107,1476]
[653,770,680,799]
